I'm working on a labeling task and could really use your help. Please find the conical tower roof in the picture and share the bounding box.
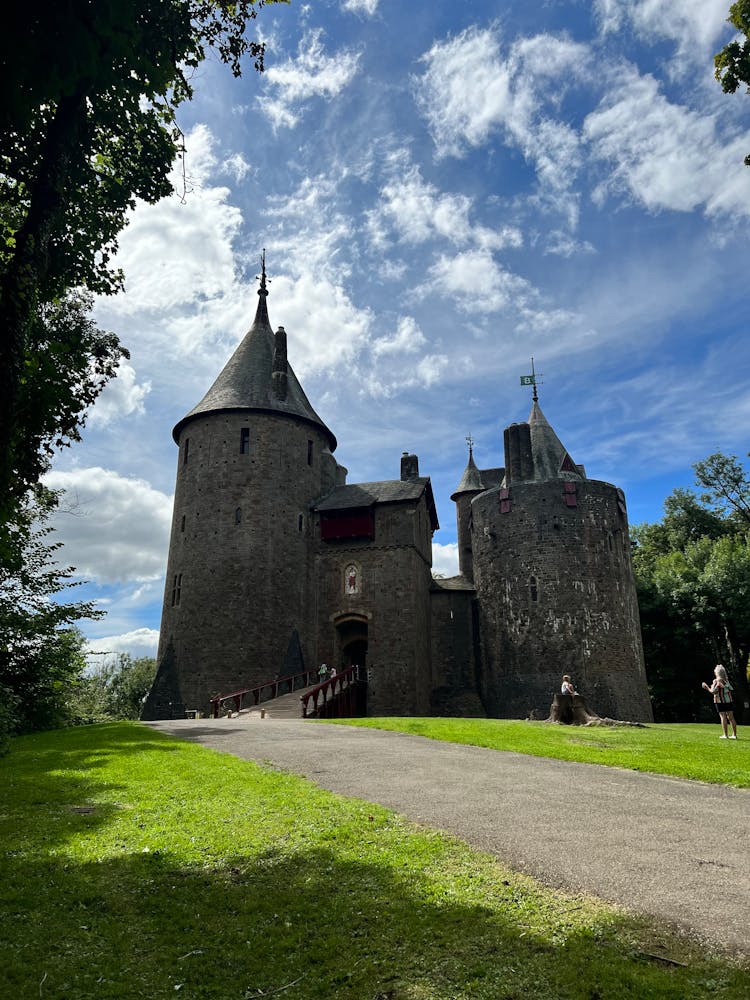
[528,400,582,481]
[172,267,336,449]
[451,445,485,499]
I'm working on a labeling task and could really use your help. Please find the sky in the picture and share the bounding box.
[43,0,750,663]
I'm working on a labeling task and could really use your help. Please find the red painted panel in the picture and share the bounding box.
[320,509,375,540]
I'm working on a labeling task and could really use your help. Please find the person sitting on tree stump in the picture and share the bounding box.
[561,674,577,696]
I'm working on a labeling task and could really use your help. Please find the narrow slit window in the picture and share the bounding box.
[307,439,313,466]
[240,428,250,454]
[235,507,242,524]
[180,514,186,533]
[529,576,538,602]
[298,513,304,532]
[183,438,190,465]
[171,573,183,606]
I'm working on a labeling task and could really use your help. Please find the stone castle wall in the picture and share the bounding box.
[144,410,331,716]
[471,478,652,722]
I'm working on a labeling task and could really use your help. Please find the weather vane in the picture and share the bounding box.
[256,248,269,289]
[520,356,542,403]
[465,433,474,458]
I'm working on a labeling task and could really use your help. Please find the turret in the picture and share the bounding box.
[450,441,485,582]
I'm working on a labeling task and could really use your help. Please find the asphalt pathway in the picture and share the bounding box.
[147,717,750,954]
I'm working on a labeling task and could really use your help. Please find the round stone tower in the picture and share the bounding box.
[471,399,653,723]
[142,262,337,718]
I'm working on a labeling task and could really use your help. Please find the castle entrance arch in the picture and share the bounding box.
[334,614,368,674]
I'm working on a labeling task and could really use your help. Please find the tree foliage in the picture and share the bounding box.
[0,490,103,746]
[715,1,750,165]
[69,654,158,724]
[0,1,280,526]
[633,453,750,721]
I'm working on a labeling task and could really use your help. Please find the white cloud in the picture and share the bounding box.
[44,468,172,584]
[87,360,150,427]
[368,157,523,250]
[342,0,379,15]
[109,125,242,315]
[222,152,252,182]
[594,0,731,64]
[413,27,589,226]
[372,316,426,357]
[87,628,160,661]
[260,28,360,130]
[431,541,459,577]
[422,248,531,315]
[584,68,750,217]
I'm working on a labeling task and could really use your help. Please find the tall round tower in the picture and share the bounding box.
[471,399,652,722]
[143,262,336,718]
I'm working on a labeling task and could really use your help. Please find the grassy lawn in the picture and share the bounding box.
[328,718,750,788]
[0,724,748,999]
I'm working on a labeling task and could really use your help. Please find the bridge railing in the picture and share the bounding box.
[300,665,365,719]
[210,667,320,718]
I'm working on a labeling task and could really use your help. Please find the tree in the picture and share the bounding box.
[0,2,281,523]
[68,653,158,723]
[715,1,750,165]
[632,452,750,720]
[0,489,102,742]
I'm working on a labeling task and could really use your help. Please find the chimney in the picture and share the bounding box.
[401,451,419,481]
[272,326,288,400]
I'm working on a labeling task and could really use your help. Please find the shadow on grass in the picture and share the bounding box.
[1,724,748,1000]
[2,842,748,1000]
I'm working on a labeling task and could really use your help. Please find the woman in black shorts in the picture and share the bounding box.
[702,664,738,739]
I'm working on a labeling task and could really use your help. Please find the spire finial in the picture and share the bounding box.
[520,356,542,403]
[466,433,474,460]
[257,248,269,298]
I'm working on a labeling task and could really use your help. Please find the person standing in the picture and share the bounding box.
[702,664,738,739]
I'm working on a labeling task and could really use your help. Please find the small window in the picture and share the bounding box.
[307,439,313,466]
[183,438,190,465]
[297,513,304,532]
[235,507,242,524]
[529,576,538,602]
[240,428,250,454]
[171,573,182,607]
[180,514,186,533]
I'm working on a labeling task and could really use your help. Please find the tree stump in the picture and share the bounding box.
[546,693,602,725]
[544,693,646,727]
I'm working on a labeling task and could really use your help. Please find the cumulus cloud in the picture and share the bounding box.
[87,628,160,661]
[342,0,379,14]
[584,68,750,217]
[422,248,532,315]
[371,316,426,357]
[44,468,172,584]
[87,360,150,427]
[431,541,459,577]
[594,0,731,65]
[260,28,360,130]
[414,27,589,225]
[367,157,523,251]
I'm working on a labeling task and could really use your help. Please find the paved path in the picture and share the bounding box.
[147,717,750,954]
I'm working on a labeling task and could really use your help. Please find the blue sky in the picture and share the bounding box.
[44,0,750,661]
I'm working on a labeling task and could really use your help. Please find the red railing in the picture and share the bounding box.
[300,665,362,719]
[210,667,320,718]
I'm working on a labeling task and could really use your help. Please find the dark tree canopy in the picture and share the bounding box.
[715,1,750,165]
[0,1,281,530]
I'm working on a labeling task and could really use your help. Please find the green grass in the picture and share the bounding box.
[327,718,750,787]
[1,723,747,1000]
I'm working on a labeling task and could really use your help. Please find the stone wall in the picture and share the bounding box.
[143,410,331,718]
[471,478,652,722]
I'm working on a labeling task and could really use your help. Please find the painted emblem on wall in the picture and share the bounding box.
[344,563,360,596]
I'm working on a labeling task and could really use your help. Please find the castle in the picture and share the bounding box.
[143,268,653,723]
